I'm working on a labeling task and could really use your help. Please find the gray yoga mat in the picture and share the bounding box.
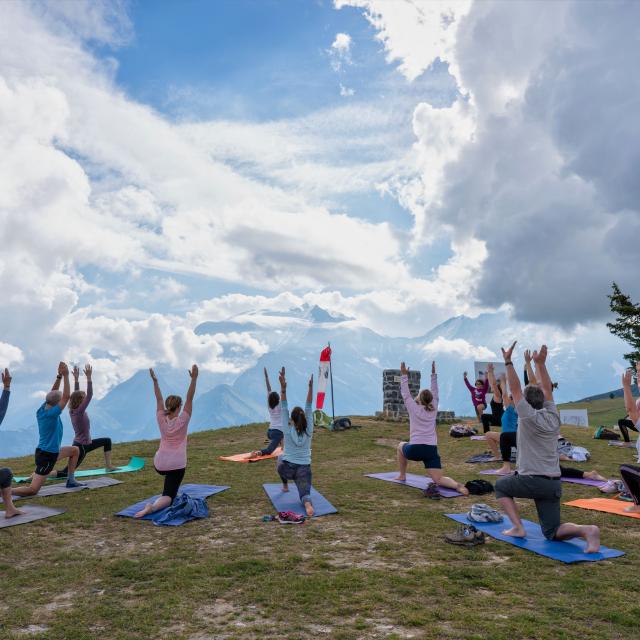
[0,505,65,528]
[3,477,123,502]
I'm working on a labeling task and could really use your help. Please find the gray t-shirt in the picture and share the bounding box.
[515,398,561,477]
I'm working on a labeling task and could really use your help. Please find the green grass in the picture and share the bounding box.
[558,396,627,429]
[1,414,639,640]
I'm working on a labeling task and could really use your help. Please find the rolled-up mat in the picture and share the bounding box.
[13,456,145,483]
[564,497,640,519]
[262,483,337,517]
[479,469,607,487]
[444,513,624,563]
[4,477,123,502]
[0,505,65,528]
[365,472,463,498]
[116,484,230,523]
[219,448,283,463]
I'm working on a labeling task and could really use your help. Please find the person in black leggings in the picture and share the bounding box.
[619,366,640,512]
[618,416,639,443]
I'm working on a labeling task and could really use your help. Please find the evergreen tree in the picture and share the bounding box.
[607,283,640,375]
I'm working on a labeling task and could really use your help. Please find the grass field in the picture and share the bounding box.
[1,403,639,640]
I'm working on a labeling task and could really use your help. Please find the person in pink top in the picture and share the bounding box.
[464,371,490,423]
[395,361,469,496]
[134,365,198,518]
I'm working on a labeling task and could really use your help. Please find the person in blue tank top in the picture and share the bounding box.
[12,362,85,498]
[275,367,315,516]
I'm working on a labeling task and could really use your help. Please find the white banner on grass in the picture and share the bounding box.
[559,409,589,427]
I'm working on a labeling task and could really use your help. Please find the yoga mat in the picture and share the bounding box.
[478,469,607,487]
[219,447,283,463]
[608,441,636,448]
[445,514,624,563]
[115,484,230,523]
[470,435,486,441]
[13,456,145,483]
[5,477,123,502]
[365,472,463,498]
[262,483,337,517]
[0,505,66,528]
[565,497,640,519]
[466,453,496,464]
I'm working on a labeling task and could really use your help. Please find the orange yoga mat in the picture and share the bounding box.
[219,447,283,463]
[564,497,640,519]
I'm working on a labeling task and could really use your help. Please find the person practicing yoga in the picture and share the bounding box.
[0,368,23,518]
[135,365,198,518]
[276,367,317,516]
[480,363,504,434]
[49,364,118,479]
[620,366,640,513]
[250,367,283,459]
[12,362,85,498]
[617,365,640,444]
[485,373,518,473]
[495,342,600,553]
[464,370,489,424]
[396,361,469,496]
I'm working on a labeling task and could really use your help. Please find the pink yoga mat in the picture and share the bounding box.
[479,469,607,487]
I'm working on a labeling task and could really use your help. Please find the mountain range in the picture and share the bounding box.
[0,304,630,457]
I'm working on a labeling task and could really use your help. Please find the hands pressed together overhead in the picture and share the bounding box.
[2,368,11,389]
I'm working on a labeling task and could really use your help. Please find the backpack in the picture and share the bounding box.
[331,417,353,431]
[449,424,477,438]
[465,479,494,495]
[594,426,620,440]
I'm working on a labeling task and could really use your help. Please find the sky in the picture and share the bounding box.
[0,0,638,396]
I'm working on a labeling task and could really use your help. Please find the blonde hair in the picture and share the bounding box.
[69,390,86,411]
[164,395,182,416]
[418,389,434,411]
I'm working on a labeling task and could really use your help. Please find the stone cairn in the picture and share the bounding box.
[379,368,455,422]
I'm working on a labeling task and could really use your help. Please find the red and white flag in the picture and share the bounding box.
[316,346,332,410]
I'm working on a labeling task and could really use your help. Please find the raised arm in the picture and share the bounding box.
[400,362,418,411]
[499,373,512,408]
[183,364,198,416]
[430,361,439,406]
[51,362,63,392]
[463,372,474,393]
[524,350,538,385]
[149,368,164,413]
[264,367,272,397]
[72,365,81,392]
[58,362,71,410]
[622,369,639,423]
[487,363,502,402]
[305,374,314,432]
[0,368,11,425]
[279,367,287,403]
[532,345,553,401]
[306,373,313,406]
[77,365,93,413]
[501,341,523,407]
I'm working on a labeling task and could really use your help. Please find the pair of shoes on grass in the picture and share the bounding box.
[423,484,441,500]
[444,524,485,547]
[277,511,306,524]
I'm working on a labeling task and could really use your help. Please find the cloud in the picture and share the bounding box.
[0,342,24,367]
[339,84,355,97]
[421,336,496,360]
[329,32,353,72]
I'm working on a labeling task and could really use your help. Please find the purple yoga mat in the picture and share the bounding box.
[365,472,463,498]
[470,435,486,441]
[479,469,607,487]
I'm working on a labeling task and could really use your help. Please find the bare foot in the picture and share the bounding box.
[281,484,289,492]
[456,483,470,496]
[584,470,606,482]
[394,476,407,482]
[4,507,24,519]
[305,502,315,517]
[624,504,640,513]
[584,525,600,553]
[502,526,526,538]
[134,504,154,519]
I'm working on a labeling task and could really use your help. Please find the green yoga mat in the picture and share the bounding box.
[13,456,145,483]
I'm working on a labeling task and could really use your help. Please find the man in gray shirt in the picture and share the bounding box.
[495,343,600,553]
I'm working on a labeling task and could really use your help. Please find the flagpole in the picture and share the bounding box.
[328,341,335,422]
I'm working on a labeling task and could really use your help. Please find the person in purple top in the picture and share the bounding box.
[50,364,119,479]
[0,367,23,518]
[395,361,469,496]
[464,370,489,424]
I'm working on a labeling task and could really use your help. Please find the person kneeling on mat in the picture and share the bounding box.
[250,367,283,459]
[276,367,316,517]
[134,365,198,518]
[0,368,23,518]
[396,361,469,496]
[50,364,119,479]
[12,362,86,499]
[495,343,600,553]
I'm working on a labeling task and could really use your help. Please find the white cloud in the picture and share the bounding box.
[422,336,496,360]
[339,84,355,97]
[0,342,24,367]
[329,32,353,72]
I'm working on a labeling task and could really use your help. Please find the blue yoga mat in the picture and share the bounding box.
[262,483,337,517]
[445,514,624,563]
[116,484,230,525]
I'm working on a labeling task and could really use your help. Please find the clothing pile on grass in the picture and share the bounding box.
[557,437,590,462]
[449,424,478,438]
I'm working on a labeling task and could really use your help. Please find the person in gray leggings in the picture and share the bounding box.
[0,368,23,518]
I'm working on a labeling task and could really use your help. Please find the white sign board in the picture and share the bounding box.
[559,409,589,427]
[473,361,507,381]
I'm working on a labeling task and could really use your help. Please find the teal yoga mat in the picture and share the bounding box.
[13,456,145,483]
